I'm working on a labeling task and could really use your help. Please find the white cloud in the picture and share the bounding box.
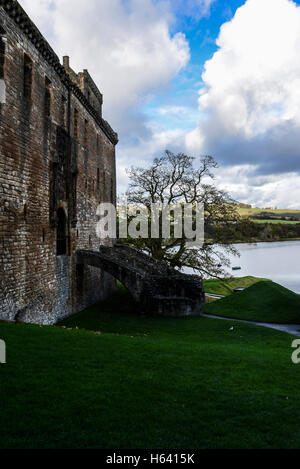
[214,165,300,210]
[185,127,205,153]
[189,0,300,182]
[115,120,187,192]
[200,0,300,137]
[19,0,190,137]
[159,105,190,116]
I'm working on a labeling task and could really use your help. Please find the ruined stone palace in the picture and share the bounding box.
[0,0,118,324]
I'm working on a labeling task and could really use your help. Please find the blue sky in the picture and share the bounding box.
[145,1,254,118]
[146,0,300,134]
[19,0,300,208]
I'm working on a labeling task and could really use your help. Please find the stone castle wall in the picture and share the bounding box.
[0,1,118,324]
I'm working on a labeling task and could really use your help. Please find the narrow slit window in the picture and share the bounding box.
[61,95,67,128]
[74,109,79,140]
[23,54,33,100]
[45,77,51,116]
[84,120,88,148]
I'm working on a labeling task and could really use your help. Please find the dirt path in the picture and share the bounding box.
[201,313,300,337]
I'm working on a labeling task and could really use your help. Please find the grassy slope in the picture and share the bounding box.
[1,287,300,449]
[204,281,300,324]
[203,276,269,296]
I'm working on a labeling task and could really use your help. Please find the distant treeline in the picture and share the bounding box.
[207,219,300,243]
[251,211,300,222]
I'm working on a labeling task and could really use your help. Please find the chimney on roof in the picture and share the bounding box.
[63,56,70,69]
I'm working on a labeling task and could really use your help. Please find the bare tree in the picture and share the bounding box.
[123,150,239,279]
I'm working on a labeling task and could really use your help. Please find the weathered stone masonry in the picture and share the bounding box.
[0,0,118,324]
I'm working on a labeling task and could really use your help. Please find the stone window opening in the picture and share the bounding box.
[23,203,27,221]
[61,95,67,128]
[56,208,67,256]
[44,76,51,117]
[84,120,88,148]
[74,108,79,140]
[23,54,33,100]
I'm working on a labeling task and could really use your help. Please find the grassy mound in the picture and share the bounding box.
[203,276,270,296]
[204,281,300,324]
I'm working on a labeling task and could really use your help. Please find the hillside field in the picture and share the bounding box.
[237,207,300,217]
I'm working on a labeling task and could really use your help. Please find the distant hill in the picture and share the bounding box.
[235,206,300,225]
[204,281,300,324]
[237,206,300,220]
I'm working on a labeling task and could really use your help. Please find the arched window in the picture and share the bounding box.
[57,208,67,256]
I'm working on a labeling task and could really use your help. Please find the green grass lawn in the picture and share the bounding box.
[204,281,300,324]
[203,276,269,296]
[1,286,300,449]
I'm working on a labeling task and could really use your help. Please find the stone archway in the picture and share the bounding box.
[76,244,205,317]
